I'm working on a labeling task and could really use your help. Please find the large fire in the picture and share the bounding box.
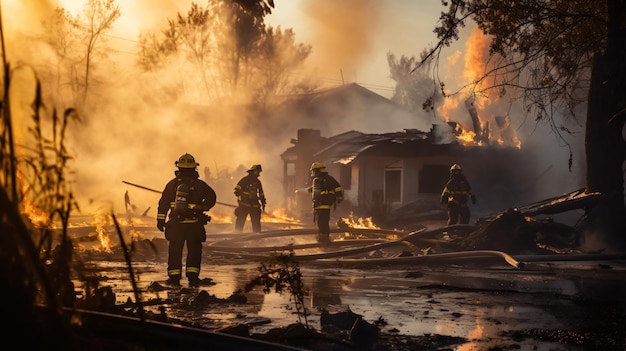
[439,27,522,149]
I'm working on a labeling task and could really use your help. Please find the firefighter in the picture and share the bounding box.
[157,153,217,287]
[233,164,267,233]
[310,162,343,243]
[440,163,476,225]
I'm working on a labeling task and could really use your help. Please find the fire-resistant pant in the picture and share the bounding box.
[234,206,262,233]
[447,202,470,225]
[314,209,331,242]
[164,220,206,281]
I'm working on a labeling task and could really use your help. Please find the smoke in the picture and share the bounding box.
[6,1,586,225]
[297,0,382,83]
[2,0,289,218]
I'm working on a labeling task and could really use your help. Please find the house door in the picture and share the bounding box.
[384,169,402,204]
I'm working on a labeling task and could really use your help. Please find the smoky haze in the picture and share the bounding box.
[299,0,382,83]
[5,0,586,224]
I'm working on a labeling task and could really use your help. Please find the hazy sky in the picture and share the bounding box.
[53,0,447,98]
[264,0,446,97]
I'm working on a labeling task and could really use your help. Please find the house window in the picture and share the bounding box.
[340,165,351,190]
[384,169,401,203]
[419,164,449,193]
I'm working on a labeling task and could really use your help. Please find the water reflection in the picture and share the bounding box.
[77,250,626,350]
[310,277,342,308]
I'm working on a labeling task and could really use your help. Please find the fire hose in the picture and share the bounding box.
[204,225,527,269]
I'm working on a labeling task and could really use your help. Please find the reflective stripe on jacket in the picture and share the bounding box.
[440,173,474,205]
[157,170,217,223]
[234,174,266,208]
[312,172,343,210]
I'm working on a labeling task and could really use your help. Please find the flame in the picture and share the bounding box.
[339,212,380,229]
[210,213,233,224]
[463,28,492,90]
[17,172,55,228]
[455,127,479,145]
[92,210,112,253]
[262,208,302,224]
[439,26,522,149]
[22,199,53,228]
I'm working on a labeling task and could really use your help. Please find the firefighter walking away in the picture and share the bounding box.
[233,164,267,233]
[440,163,476,225]
[157,153,217,287]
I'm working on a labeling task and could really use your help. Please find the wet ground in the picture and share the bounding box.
[70,220,626,350]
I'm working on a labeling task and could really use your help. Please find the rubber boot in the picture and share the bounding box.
[188,273,200,287]
[166,275,181,286]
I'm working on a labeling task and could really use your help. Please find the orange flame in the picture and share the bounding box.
[17,172,54,228]
[22,200,53,228]
[262,207,302,224]
[92,210,112,253]
[210,213,233,224]
[456,127,479,145]
[339,212,380,229]
[439,26,522,149]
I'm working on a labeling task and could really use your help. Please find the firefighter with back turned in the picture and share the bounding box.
[157,153,216,287]
[233,164,267,233]
[440,163,476,225]
[309,162,343,244]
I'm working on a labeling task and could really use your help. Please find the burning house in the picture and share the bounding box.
[272,81,543,225]
[281,126,533,224]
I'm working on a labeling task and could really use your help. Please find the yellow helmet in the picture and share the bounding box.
[310,162,326,172]
[175,153,199,169]
[450,163,462,172]
[247,164,262,172]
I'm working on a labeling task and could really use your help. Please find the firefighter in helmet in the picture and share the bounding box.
[440,163,476,225]
[309,162,343,243]
[233,164,267,233]
[157,153,217,287]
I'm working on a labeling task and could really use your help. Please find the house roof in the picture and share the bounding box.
[286,83,399,108]
[282,128,465,165]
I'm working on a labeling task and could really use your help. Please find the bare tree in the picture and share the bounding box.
[42,0,120,109]
[418,0,626,250]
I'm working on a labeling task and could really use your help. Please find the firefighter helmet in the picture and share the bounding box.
[175,153,199,169]
[247,164,262,172]
[310,162,326,172]
[450,163,462,172]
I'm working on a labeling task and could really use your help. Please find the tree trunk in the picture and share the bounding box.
[583,0,626,252]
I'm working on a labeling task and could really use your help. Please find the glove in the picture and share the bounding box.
[471,195,476,205]
[201,213,211,224]
[157,219,165,232]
